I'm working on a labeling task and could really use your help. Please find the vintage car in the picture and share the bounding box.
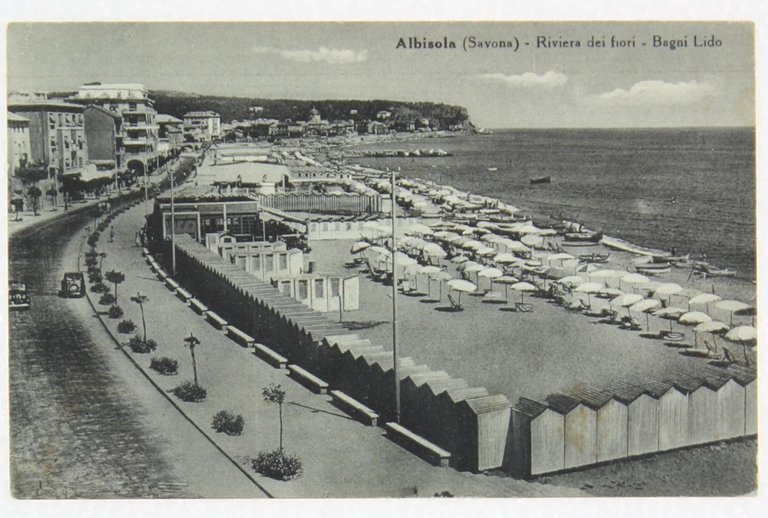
[9,282,31,310]
[60,272,86,298]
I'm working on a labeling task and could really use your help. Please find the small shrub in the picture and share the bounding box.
[128,335,157,353]
[87,236,98,248]
[108,305,124,319]
[173,381,207,402]
[117,319,136,333]
[252,449,303,481]
[89,271,103,283]
[85,256,97,266]
[212,410,244,435]
[90,282,107,293]
[150,356,178,375]
[99,293,116,305]
[85,251,98,259]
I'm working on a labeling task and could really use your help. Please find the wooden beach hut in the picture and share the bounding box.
[456,394,511,472]
[703,367,748,441]
[726,365,758,436]
[636,379,689,452]
[666,374,718,446]
[609,382,659,457]
[569,387,628,463]
[545,393,597,470]
[509,397,565,477]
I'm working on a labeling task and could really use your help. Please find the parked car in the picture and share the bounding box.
[60,272,85,298]
[9,282,31,310]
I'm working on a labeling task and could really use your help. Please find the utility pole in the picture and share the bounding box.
[390,170,400,423]
[170,167,176,276]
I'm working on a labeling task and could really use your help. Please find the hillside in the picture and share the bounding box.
[150,90,471,129]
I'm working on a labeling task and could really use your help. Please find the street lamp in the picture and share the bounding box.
[169,166,176,276]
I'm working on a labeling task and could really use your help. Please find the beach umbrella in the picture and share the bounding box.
[463,263,485,281]
[598,287,624,299]
[610,293,644,313]
[481,233,503,243]
[493,253,518,265]
[620,273,650,291]
[450,255,469,264]
[494,275,520,300]
[422,242,447,260]
[725,325,757,365]
[404,223,433,236]
[478,267,503,289]
[629,298,662,331]
[687,293,722,312]
[515,226,542,235]
[653,306,686,331]
[476,246,497,258]
[574,281,603,306]
[546,252,575,266]
[447,279,476,305]
[715,300,751,326]
[350,241,371,255]
[511,281,538,304]
[678,311,713,348]
[558,275,585,288]
[461,239,484,251]
[695,320,730,355]
[457,260,480,273]
[367,245,390,257]
[590,269,622,288]
[520,234,544,248]
[654,283,683,299]
[419,265,442,296]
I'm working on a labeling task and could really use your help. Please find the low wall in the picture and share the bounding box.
[156,234,510,472]
[509,366,757,477]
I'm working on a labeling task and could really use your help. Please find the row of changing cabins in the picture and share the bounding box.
[158,234,757,477]
[510,367,756,477]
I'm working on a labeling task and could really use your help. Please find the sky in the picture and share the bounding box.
[5,21,756,128]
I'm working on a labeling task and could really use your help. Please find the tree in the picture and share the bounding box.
[184,333,201,386]
[104,270,125,305]
[262,383,286,451]
[27,186,42,216]
[130,292,149,341]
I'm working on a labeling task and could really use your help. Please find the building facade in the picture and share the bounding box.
[183,111,221,145]
[71,83,159,175]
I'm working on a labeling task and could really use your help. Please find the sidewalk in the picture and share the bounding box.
[89,194,583,498]
[7,157,184,238]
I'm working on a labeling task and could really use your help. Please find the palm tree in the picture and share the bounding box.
[262,383,286,451]
[104,270,125,305]
[184,333,201,386]
[130,292,149,341]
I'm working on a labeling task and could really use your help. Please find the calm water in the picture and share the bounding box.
[348,128,756,279]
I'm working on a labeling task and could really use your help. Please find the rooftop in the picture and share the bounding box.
[7,112,29,123]
[184,111,220,118]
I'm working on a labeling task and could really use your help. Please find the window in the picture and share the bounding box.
[314,279,324,299]
[251,255,261,272]
[264,254,274,272]
[329,278,340,298]
[278,253,288,270]
[298,280,308,300]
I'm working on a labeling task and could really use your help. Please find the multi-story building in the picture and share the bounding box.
[71,83,159,176]
[7,112,32,207]
[157,113,184,156]
[183,111,221,146]
[83,105,122,172]
[8,100,89,205]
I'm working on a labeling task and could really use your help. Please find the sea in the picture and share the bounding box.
[346,127,756,280]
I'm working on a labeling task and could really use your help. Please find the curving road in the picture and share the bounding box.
[8,203,267,499]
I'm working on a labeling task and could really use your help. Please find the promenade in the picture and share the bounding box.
[88,190,582,497]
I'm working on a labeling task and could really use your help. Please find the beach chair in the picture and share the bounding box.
[400,279,416,294]
[722,346,738,366]
[447,293,463,311]
[515,302,533,313]
[619,316,642,331]
[704,340,720,359]
[366,259,392,283]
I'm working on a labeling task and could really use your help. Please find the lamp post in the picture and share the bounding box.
[390,170,400,424]
[170,167,176,276]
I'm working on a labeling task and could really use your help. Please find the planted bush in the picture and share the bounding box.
[150,356,178,375]
[252,449,303,481]
[85,251,98,259]
[89,271,103,283]
[212,410,244,436]
[90,282,107,293]
[85,256,98,267]
[117,319,136,333]
[99,293,116,305]
[172,381,207,402]
[108,305,124,319]
[128,334,157,353]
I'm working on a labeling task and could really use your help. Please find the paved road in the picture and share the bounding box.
[8,200,267,499]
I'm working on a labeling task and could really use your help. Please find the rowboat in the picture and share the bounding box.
[564,231,603,243]
[693,262,737,277]
[579,252,610,263]
[529,176,551,185]
[635,262,672,275]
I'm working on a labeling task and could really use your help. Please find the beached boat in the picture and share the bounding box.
[635,262,672,275]
[579,252,610,264]
[529,176,551,185]
[600,235,671,259]
[564,231,603,243]
[693,262,737,277]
